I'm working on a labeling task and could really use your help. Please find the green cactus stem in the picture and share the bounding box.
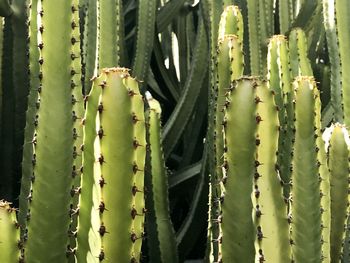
[322,0,343,123]
[0,200,21,262]
[145,94,178,263]
[97,0,125,70]
[253,80,291,262]
[334,0,350,127]
[218,5,244,42]
[290,76,323,262]
[288,28,313,78]
[81,0,97,94]
[0,0,29,202]
[23,1,84,262]
[315,86,331,263]
[75,74,104,263]
[267,35,294,197]
[211,34,244,261]
[220,77,258,262]
[246,0,273,75]
[132,0,156,83]
[18,0,39,233]
[278,0,294,34]
[91,68,146,262]
[323,124,350,262]
[69,0,85,253]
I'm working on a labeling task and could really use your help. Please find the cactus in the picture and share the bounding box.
[0,0,29,202]
[323,124,350,262]
[0,1,349,263]
[322,0,350,125]
[218,5,244,42]
[145,94,178,263]
[267,35,294,197]
[252,79,291,262]
[289,76,325,262]
[90,68,146,262]
[210,77,291,262]
[246,0,274,75]
[75,73,103,263]
[23,1,84,262]
[98,0,125,70]
[219,77,257,262]
[0,200,21,262]
[132,0,156,83]
[18,0,38,233]
[288,28,313,78]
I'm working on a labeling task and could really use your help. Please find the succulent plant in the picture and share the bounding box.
[0,1,348,263]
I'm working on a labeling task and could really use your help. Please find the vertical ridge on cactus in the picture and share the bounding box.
[18,0,38,233]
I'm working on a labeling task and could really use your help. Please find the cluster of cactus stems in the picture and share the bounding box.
[0,0,350,262]
[207,4,350,263]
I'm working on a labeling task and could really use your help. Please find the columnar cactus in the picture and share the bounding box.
[252,80,291,262]
[97,0,125,70]
[288,28,313,78]
[267,34,294,197]
[90,68,146,262]
[323,124,350,262]
[289,76,328,262]
[246,0,274,75]
[23,1,84,262]
[76,73,103,263]
[18,0,39,230]
[209,77,290,262]
[145,94,178,263]
[323,0,350,125]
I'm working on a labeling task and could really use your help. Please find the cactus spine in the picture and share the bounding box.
[0,200,21,262]
[145,94,178,263]
[91,68,146,262]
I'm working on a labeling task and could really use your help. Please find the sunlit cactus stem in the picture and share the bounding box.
[0,200,21,262]
[91,68,146,262]
[323,123,350,262]
[290,76,324,262]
